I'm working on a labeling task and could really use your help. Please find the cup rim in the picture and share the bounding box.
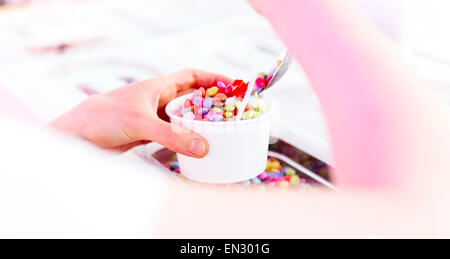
[165,93,273,126]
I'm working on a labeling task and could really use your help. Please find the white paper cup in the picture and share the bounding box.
[165,94,273,184]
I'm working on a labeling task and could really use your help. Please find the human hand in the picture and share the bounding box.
[49,69,232,157]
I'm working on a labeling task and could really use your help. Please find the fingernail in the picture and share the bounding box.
[189,139,207,156]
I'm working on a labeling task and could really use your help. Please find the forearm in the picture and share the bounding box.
[257,0,450,188]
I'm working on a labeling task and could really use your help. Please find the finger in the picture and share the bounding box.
[158,69,233,108]
[157,87,196,120]
[158,89,196,121]
[139,117,209,158]
[157,105,170,122]
[158,84,178,108]
[158,88,195,110]
[172,68,234,92]
[176,88,196,97]
[113,140,151,153]
[188,68,234,88]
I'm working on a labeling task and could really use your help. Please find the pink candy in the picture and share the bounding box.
[217,81,226,90]
[258,172,268,180]
[205,110,216,121]
[224,85,233,95]
[255,77,266,89]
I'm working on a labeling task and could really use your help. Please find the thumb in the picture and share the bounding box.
[145,118,209,158]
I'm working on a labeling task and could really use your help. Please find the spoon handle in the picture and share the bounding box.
[236,49,292,121]
[235,76,256,121]
[263,49,292,92]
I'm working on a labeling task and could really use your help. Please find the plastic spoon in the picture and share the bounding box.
[235,49,293,121]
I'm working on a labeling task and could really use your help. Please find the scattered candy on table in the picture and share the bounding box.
[270,139,331,181]
[165,156,315,192]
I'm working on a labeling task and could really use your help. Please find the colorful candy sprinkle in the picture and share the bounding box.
[290,175,301,185]
[206,86,219,97]
[202,97,213,108]
[166,155,313,192]
[177,69,277,122]
[217,81,226,90]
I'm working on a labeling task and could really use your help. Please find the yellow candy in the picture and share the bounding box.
[284,168,295,176]
[257,72,267,78]
[242,110,256,120]
[271,160,281,169]
[290,175,301,185]
[265,163,274,171]
[212,107,223,113]
[224,104,235,112]
[206,87,219,97]
[265,160,281,171]
[224,111,234,118]
[279,181,290,188]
